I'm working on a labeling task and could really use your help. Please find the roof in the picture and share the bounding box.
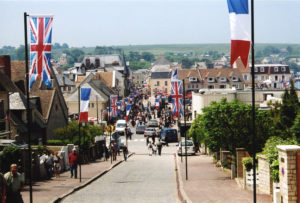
[151,72,171,79]
[178,69,201,81]
[9,92,27,110]
[56,74,75,86]
[96,72,114,88]
[83,55,122,67]
[10,61,26,84]
[30,90,55,119]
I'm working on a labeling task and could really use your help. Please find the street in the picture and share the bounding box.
[62,126,180,203]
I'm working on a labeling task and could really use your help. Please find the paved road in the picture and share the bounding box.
[62,155,179,203]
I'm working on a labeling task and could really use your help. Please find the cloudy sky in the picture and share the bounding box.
[0,0,299,47]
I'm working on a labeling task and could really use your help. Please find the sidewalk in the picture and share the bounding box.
[21,155,125,203]
[177,155,272,203]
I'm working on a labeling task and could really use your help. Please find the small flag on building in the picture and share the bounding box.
[110,95,118,118]
[155,97,160,110]
[171,68,178,81]
[171,80,183,117]
[227,0,251,68]
[79,88,91,123]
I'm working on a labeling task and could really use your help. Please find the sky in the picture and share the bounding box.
[0,0,300,47]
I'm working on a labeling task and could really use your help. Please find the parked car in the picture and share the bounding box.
[160,128,178,143]
[144,128,156,137]
[148,119,159,127]
[136,125,146,134]
[177,140,195,156]
[115,120,127,135]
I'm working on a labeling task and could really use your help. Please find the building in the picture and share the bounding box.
[132,69,148,87]
[149,72,172,96]
[56,74,75,94]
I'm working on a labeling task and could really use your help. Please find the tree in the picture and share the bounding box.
[141,52,155,62]
[54,121,104,146]
[291,115,300,143]
[15,45,26,60]
[197,98,274,156]
[287,46,293,54]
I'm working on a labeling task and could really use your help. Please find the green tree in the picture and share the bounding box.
[141,52,155,62]
[291,115,300,143]
[198,99,273,156]
[54,121,104,146]
[16,45,26,60]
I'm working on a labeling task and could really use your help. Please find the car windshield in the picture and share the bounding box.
[150,120,157,123]
[146,128,154,131]
[180,141,193,146]
[117,123,126,128]
[137,126,145,129]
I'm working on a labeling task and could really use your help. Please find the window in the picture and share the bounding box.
[157,81,160,86]
[254,67,258,72]
[282,75,285,80]
[196,85,199,89]
[208,85,214,89]
[255,76,258,80]
[281,67,286,72]
[260,67,264,72]
[165,81,168,86]
[232,76,239,82]
[220,77,226,82]
[165,88,167,92]
[243,75,248,80]
[192,85,194,89]
[189,77,197,82]
[261,76,264,80]
[232,84,239,89]
[68,86,71,91]
[220,85,226,89]
[188,85,191,89]
[274,67,278,72]
[274,83,277,88]
[63,86,67,91]
[92,103,94,108]
[275,76,278,81]
[208,77,215,82]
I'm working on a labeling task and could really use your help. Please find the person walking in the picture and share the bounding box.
[4,164,24,203]
[0,172,6,203]
[45,152,54,179]
[148,142,153,156]
[157,139,163,156]
[68,148,79,179]
[53,152,61,178]
[123,144,128,161]
[152,144,157,155]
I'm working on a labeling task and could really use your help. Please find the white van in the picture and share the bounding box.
[115,120,127,135]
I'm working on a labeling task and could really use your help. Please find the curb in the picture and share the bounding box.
[174,153,193,203]
[52,153,134,203]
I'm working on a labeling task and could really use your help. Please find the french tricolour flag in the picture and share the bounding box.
[79,88,91,123]
[125,104,132,121]
[228,0,251,68]
[155,98,159,110]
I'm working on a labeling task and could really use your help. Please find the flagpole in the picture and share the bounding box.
[182,79,188,180]
[78,86,82,182]
[24,12,33,203]
[251,0,257,202]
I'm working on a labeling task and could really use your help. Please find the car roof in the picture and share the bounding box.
[150,119,158,122]
[145,128,155,130]
[137,125,145,128]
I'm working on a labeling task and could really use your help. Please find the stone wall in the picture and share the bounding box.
[236,148,247,178]
[258,154,273,195]
[277,145,300,203]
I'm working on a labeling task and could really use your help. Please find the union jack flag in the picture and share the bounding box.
[110,95,118,118]
[171,80,183,117]
[29,15,53,90]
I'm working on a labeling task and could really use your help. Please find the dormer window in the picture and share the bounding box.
[189,77,197,82]
[260,67,264,72]
[274,67,278,72]
[95,58,100,68]
[220,77,227,82]
[232,76,239,82]
[208,77,215,83]
[281,67,286,72]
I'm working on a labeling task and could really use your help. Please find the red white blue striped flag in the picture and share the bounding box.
[227,0,251,68]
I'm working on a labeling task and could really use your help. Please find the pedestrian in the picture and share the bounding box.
[152,144,157,155]
[146,136,149,146]
[45,152,54,179]
[68,148,79,179]
[152,134,155,144]
[157,139,163,156]
[4,164,24,203]
[0,172,6,203]
[148,142,153,156]
[128,127,132,140]
[53,152,61,178]
[113,142,118,161]
[123,144,128,161]
[104,144,109,161]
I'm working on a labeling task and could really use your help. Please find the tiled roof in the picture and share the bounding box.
[151,72,171,79]
[153,55,172,66]
[56,74,75,86]
[96,72,113,88]
[30,90,55,119]
[199,68,244,83]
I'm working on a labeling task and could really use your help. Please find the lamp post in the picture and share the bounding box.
[82,120,86,165]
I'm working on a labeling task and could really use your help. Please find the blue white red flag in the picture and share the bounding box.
[227,0,251,68]
[29,15,53,90]
[79,88,91,123]
[155,98,159,110]
[171,80,183,117]
[125,104,132,121]
[171,68,178,81]
[110,95,118,118]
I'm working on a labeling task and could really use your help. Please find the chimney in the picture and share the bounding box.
[0,55,11,79]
